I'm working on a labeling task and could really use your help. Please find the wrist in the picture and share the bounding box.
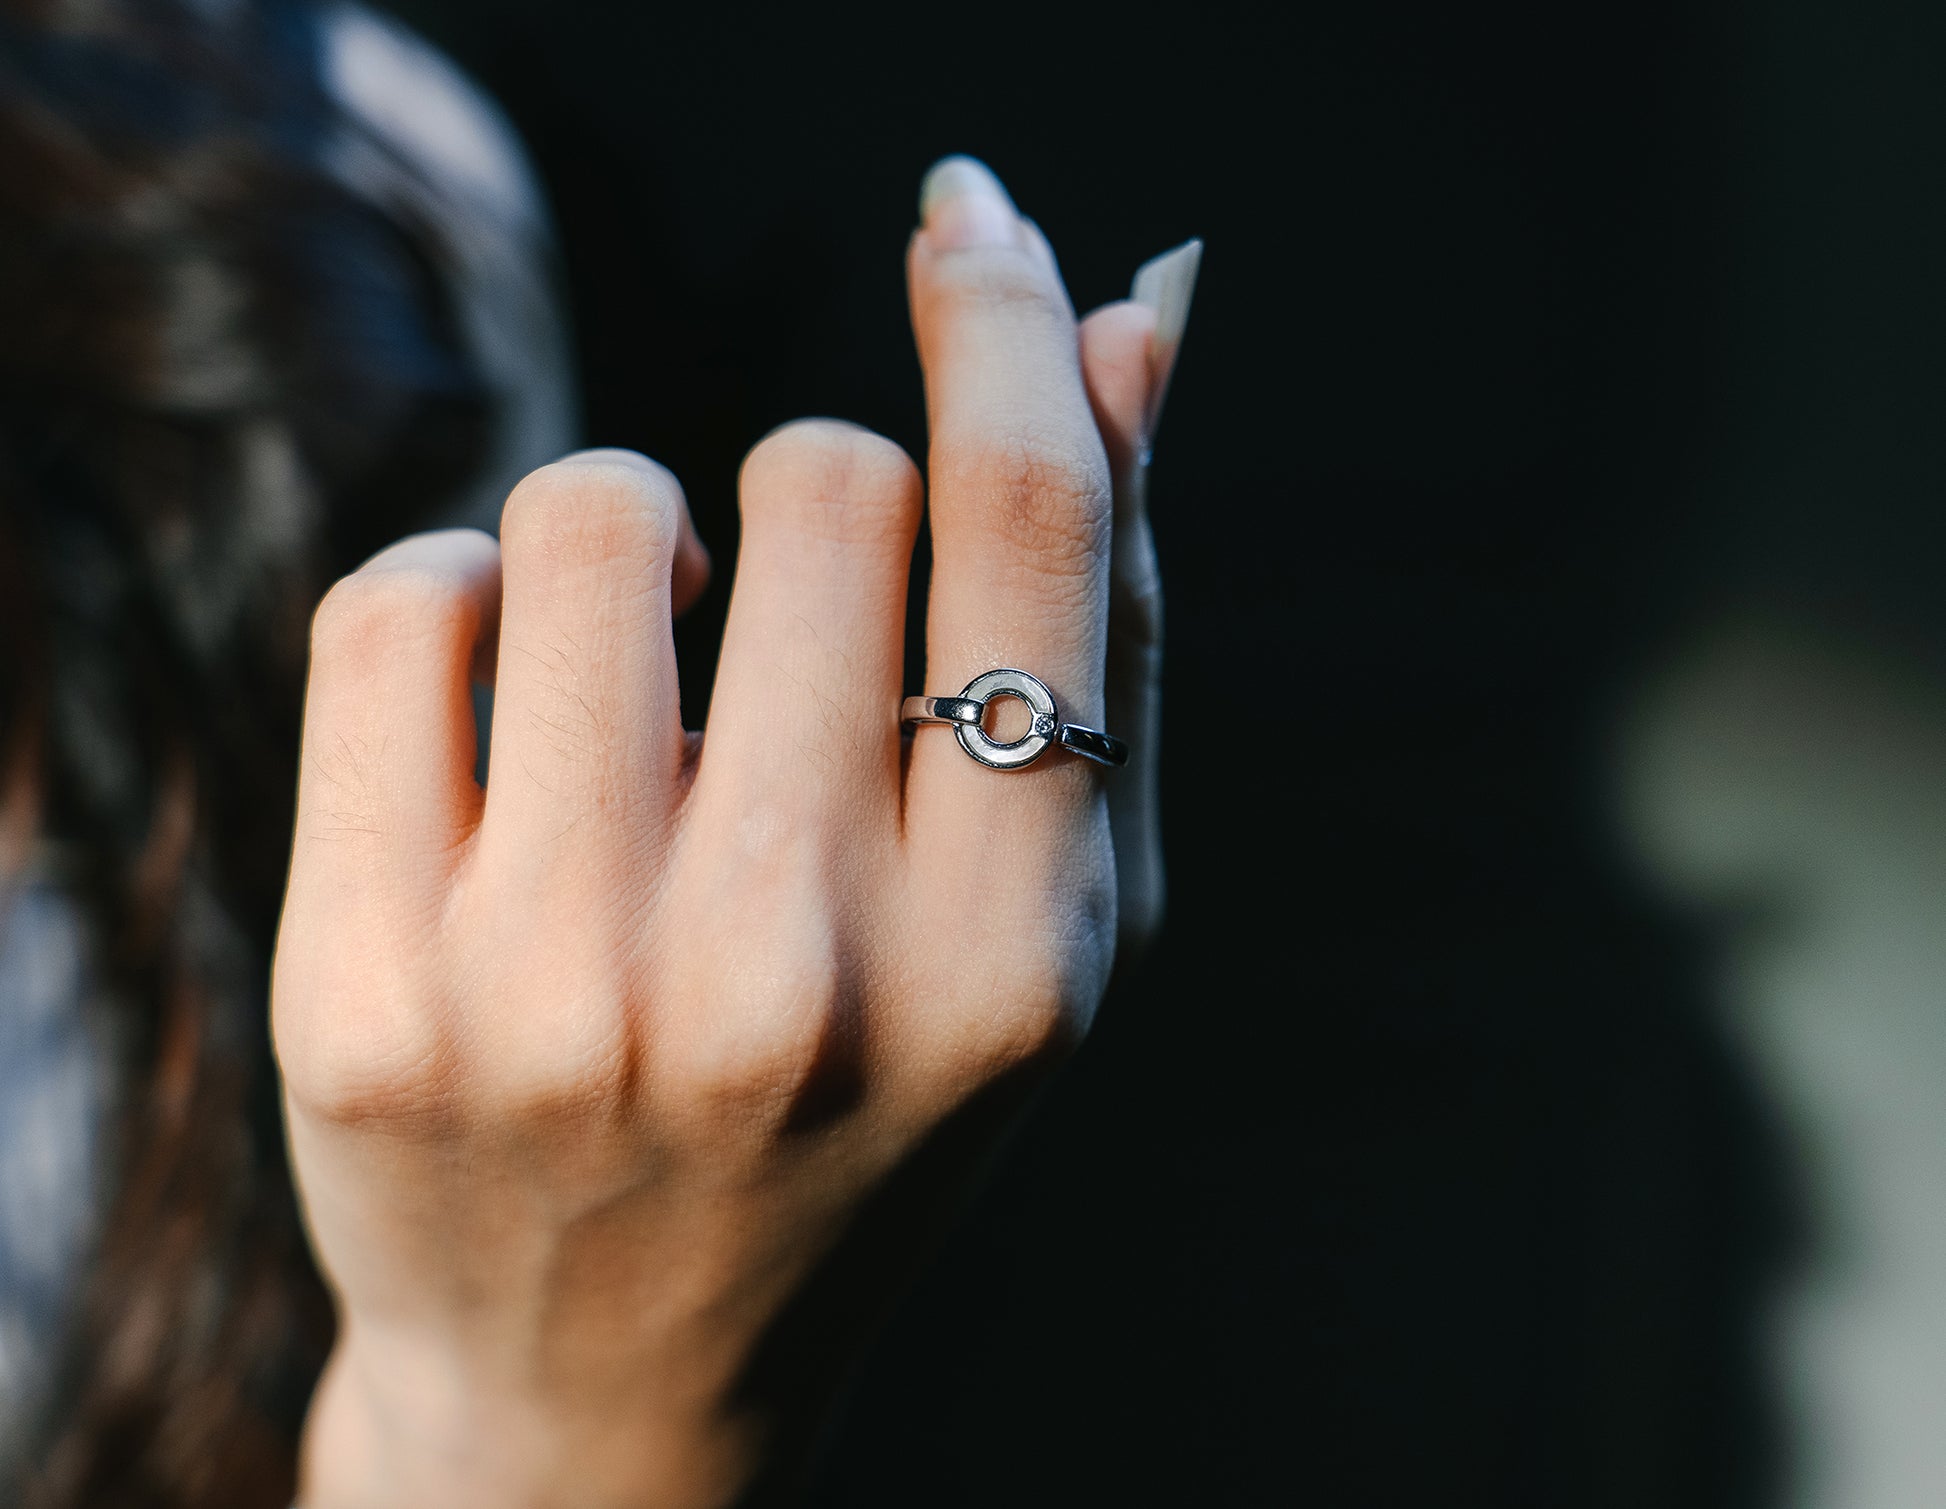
[298,1327,764,1509]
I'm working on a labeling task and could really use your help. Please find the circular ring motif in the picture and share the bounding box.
[954,668,1059,770]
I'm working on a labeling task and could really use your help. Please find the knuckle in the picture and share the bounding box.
[942,424,1111,573]
[931,866,1114,1088]
[500,452,682,572]
[310,558,479,670]
[481,1027,636,1133]
[739,419,920,550]
[931,242,1066,323]
[663,933,854,1138]
[276,991,456,1130]
[419,946,645,1131]
[948,969,1089,1088]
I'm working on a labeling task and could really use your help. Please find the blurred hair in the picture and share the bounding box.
[0,0,495,1501]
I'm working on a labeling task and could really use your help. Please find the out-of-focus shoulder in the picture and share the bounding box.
[0,864,117,1474]
[317,1,553,239]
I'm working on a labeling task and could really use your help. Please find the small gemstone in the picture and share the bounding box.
[1033,714,1058,737]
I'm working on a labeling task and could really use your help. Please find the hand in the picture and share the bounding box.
[274,156,1193,1508]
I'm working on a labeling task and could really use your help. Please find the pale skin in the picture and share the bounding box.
[275,156,1174,1507]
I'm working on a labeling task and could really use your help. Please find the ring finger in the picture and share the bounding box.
[904,157,1114,827]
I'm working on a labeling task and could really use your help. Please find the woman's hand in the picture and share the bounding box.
[274,157,1194,1508]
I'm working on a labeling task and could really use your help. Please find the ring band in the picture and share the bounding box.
[900,695,985,727]
[900,668,1128,771]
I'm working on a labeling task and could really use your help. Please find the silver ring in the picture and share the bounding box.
[900,668,1129,771]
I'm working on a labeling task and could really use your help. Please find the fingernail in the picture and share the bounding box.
[1130,238,1203,446]
[919,155,1019,249]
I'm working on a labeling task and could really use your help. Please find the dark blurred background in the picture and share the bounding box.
[373,2,1946,1503]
